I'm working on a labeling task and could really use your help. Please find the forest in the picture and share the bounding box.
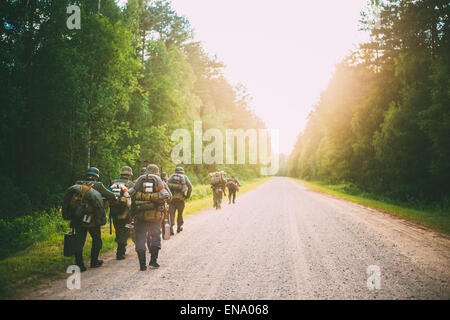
[0,0,266,219]
[288,0,449,208]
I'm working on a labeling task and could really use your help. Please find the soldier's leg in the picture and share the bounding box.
[146,232,152,254]
[228,189,232,203]
[213,190,217,208]
[135,220,149,271]
[113,216,128,260]
[232,190,236,203]
[88,226,103,268]
[169,202,176,234]
[176,200,185,232]
[148,221,162,268]
[73,225,88,271]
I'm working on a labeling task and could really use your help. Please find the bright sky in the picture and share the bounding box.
[119,0,370,154]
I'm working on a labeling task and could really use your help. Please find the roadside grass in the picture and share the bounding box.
[184,177,270,216]
[0,177,269,299]
[293,178,450,235]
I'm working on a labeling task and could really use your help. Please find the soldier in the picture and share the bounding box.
[129,164,171,271]
[146,170,172,253]
[226,174,241,204]
[211,171,226,209]
[167,167,192,234]
[109,166,135,260]
[73,167,116,272]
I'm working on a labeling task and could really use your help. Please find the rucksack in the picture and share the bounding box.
[109,181,131,209]
[226,179,237,191]
[62,182,104,226]
[134,174,170,211]
[210,172,224,186]
[168,173,188,193]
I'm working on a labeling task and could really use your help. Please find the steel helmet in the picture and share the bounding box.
[120,166,133,177]
[87,167,100,178]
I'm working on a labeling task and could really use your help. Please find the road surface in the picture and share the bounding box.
[25,177,450,299]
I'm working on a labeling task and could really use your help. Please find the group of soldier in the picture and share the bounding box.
[68,164,192,272]
[67,164,241,272]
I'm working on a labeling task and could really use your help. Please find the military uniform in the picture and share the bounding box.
[72,167,116,271]
[109,166,135,260]
[168,167,192,234]
[146,176,172,252]
[129,164,171,271]
[226,176,240,204]
[212,177,226,209]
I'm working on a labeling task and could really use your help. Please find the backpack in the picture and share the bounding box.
[210,172,224,187]
[62,182,104,226]
[134,174,170,211]
[168,173,188,193]
[109,181,131,209]
[226,179,237,191]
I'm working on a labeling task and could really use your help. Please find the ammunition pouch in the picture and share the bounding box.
[135,192,151,201]
[173,192,186,201]
[135,200,156,211]
[137,210,164,223]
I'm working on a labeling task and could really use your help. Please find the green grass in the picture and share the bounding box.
[292,178,450,235]
[0,177,269,299]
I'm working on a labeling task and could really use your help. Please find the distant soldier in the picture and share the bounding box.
[109,166,134,260]
[210,171,226,209]
[129,164,171,271]
[226,174,240,204]
[72,167,116,271]
[167,167,193,234]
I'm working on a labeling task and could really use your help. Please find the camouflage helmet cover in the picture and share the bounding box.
[120,166,133,176]
[175,166,184,174]
[147,164,159,174]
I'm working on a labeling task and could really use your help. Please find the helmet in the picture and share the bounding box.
[147,164,159,175]
[120,166,133,177]
[175,166,184,174]
[87,167,100,178]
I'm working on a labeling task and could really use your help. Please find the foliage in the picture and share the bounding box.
[0,0,265,218]
[289,0,449,206]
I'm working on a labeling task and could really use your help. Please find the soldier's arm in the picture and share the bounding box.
[96,183,116,200]
[164,181,173,200]
[128,177,143,197]
[185,175,193,199]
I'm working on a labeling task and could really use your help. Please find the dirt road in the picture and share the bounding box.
[25,177,450,299]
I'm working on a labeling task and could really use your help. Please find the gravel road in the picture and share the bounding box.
[25,177,450,299]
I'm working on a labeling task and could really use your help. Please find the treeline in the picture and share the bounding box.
[289,0,449,205]
[0,0,265,218]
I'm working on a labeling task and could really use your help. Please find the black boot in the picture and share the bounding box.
[149,246,160,269]
[170,227,175,236]
[75,252,87,272]
[90,249,103,268]
[177,225,183,233]
[137,251,147,271]
[116,244,126,260]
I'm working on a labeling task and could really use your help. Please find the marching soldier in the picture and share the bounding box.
[211,171,226,209]
[129,164,171,271]
[226,174,241,204]
[146,171,172,252]
[167,167,192,234]
[109,166,134,260]
[73,167,116,271]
